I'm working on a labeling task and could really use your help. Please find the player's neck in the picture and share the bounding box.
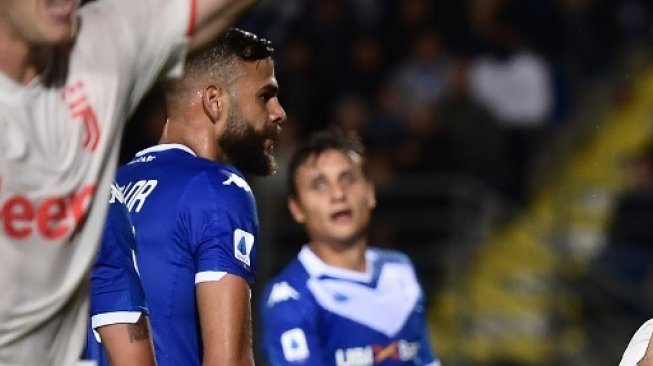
[309,239,368,273]
[0,23,50,85]
[160,119,221,162]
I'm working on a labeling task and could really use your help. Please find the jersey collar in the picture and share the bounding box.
[135,143,197,158]
[298,245,377,283]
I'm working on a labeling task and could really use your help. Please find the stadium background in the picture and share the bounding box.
[112,0,653,365]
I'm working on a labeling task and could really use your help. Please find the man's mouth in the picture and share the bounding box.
[331,209,353,222]
[45,0,77,22]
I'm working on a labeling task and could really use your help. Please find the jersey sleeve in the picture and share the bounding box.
[260,282,324,365]
[84,197,147,365]
[620,319,653,366]
[89,199,146,327]
[183,173,258,287]
[415,302,440,366]
[79,0,194,115]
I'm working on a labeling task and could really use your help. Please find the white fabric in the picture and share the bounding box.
[90,311,143,343]
[300,247,420,337]
[0,0,191,364]
[135,143,197,158]
[469,50,552,126]
[620,319,653,366]
[195,271,228,284]
[298,245,376,283]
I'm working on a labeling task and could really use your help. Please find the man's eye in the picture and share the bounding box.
[310,181,326,191]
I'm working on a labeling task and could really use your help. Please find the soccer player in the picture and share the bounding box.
[114,28,285,365]
[0,0,259,364]
[83,183,153,366]
[260,130,441,366]
[620,319,653,366]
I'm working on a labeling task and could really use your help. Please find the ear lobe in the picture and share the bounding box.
[202,85,222,123]
[288,197,306,224]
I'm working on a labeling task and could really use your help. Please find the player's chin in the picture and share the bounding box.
[40,24,75,44]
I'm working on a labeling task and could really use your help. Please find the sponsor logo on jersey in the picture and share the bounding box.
[281,328,310,362]
[267,281,300,306]
[1,184,96,241]
[222,173,251,192]
[334,340,420,366]
[62,80,101,151]
[233,229,254,266]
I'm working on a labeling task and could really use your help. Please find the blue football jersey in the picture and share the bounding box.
[83,184,147,366]
[115,144,258,365]
[261,246,440,366]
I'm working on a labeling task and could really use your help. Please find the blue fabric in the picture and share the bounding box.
[260,247,438,366]
[83,194,146,366]
[115,145,258,365]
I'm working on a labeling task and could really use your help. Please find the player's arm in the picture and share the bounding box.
[639,337,653,366]
[95,315,155,366]
[189,0,260,52]
[197,274,254,366]
[260,283,321,366]
[620,319,653,366]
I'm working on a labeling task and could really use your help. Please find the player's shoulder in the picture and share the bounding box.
[263,258,312,309]
[369,247,413,266]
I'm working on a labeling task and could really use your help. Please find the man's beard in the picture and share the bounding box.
[218,106,277,176]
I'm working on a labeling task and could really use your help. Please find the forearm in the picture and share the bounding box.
[96,315,155,366]
[189,0,259,52]
[639,337,653,366]
[198,275,254,366]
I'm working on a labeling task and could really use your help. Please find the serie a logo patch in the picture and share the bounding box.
[281,328,309,362]
[233,229,254,266]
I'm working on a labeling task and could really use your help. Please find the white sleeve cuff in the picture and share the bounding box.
[424,361,441,366]
[91,312,143,343]
[195,271,227,284]
[620,318,653,366]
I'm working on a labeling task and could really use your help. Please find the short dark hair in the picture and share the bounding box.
[166,28,274,102]
[191,27,274,65]
[287,129,367,197]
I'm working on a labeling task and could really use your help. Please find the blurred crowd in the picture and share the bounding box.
[117,0,653,364]
[124,0,653,204]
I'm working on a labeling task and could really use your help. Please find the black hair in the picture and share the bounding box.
[166,27,274,109]
[195,27,275,63]
[286,129,367,197]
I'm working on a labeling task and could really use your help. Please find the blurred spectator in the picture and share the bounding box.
[391,28,451,107]
[381,0,436,65]
[276,35,317,134]
[436,59,511,194]
[346,33,387,100]
[580,143,653,366]
[394,101,442,174]
[119,86,167,165]
[468,20,553,126]
[466,0,554,203]
[329,94,369,136]
[609,145,653,249]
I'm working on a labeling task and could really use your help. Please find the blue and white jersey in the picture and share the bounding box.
[115,143,258,365]
[83,184,147,366]
[261,246,440,366]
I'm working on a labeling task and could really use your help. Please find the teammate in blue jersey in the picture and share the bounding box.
[83,184,154,366]
[260,130,441,366]
[115,28,286,365]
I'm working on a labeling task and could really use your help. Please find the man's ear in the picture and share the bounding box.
[288,197,306,224]
[202,85,225,124]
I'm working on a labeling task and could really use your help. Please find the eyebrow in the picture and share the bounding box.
[260,83,279,95]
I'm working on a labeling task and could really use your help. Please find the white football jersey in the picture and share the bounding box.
[0,0,192,364]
